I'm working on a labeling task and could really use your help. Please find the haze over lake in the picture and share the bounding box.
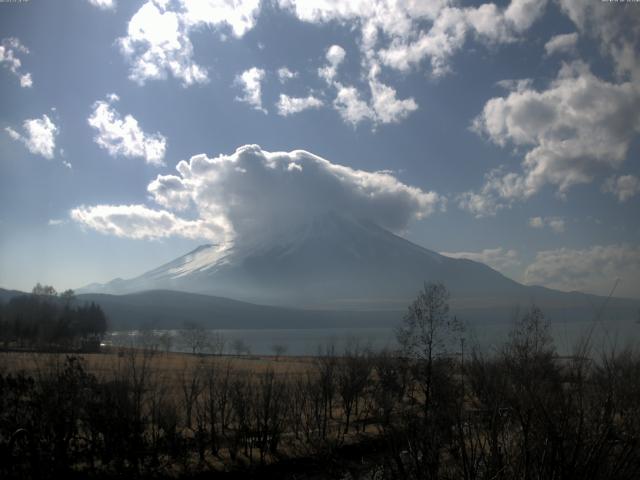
[107,317,639,357]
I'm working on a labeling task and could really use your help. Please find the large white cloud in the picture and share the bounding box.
[87,94,167,166]
[148,145,444,241]
[235,67,267,112]
[462,61,640,215]
[524,244,640,299]
[72,145,443,244]
[119,0,260,86]
[0,37,33,88]
[5,114,58,159]
[70,204,228,241]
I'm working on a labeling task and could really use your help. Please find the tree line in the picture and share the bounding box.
[1,283,639,479]
[0,284,107,351]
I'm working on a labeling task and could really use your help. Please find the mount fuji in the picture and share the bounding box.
[79,212,638,322]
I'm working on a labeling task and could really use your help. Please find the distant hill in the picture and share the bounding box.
[76,290,402,331]
[1,286,637,331]
[0,288,26,304]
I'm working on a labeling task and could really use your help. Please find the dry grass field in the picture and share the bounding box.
[0,348,316,381]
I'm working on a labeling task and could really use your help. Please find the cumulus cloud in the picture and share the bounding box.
[280,0,547,78]
[464,61,640,215]
[278,1,541,126]
[333,85,375,126]
[544,32,578,56]
[558,0,640,81]
[119,0,260,86]
[524,244,640,299]
[528,216,565,233]
[367,64,418,124]
[277,67,297,82]
[71,204,229,241]
[0,37,33,87]
[148,145,444,241]
[318,44,346,83]
[602,174,640,203]
[235,67,267,112]
[88,94,167,166]
[440,247,520,274]
[276,94,323,116]
[5,114,58,159]
[330,63,417,127]
[88,0,116,10]
[529,216,544,229]
[72,145,444,244]
[294,45,415,125]
[457,167,513,217]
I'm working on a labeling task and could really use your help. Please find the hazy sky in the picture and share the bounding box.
[1,0,639,299]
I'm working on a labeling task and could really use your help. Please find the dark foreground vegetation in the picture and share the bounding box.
[1,283,639,479]
[0,284,107,351]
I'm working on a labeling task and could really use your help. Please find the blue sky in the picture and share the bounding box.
[1,0,639,298]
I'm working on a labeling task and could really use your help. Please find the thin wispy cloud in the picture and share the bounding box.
[440,247,520,274]
[528,216,566,233]
[524,244,640,299]
[602,175,640,203]
[87,0,116,11]
[544,32,578,56]
[0,37,33,88]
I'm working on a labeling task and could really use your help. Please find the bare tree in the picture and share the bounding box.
[337,342,372,434]
[396,282,463,405]
[158,331,173,354]
[271,343,288,360]
[177,361,203,431]
[32,283,57,297]
[231,338,251,357]
[179,321,213,355]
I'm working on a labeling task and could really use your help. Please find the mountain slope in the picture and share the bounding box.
[80,212,523,307]
[79,212,639,319]
[76,290,401,330]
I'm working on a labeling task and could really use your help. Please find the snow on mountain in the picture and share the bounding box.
[79,212,515,307]
[79,212,638,316]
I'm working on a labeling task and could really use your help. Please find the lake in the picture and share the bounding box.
[105,317,640,357]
